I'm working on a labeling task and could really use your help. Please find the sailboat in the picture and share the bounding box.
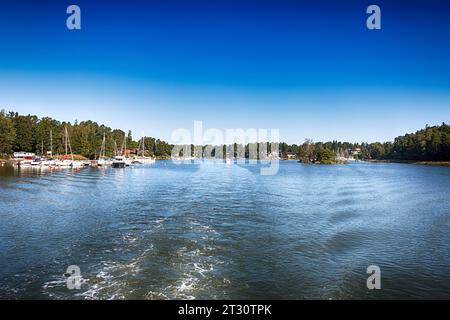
[97,133,111,167]
[111,139,126,168]
[112,133,133,167]
[41,130,56,167]
[132,136,155,164]
[30,141,44,166]
[55,127,71,167]
[122,134,133,166]
[54,127,83,168]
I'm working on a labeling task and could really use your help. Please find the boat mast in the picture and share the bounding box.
[64,126,74,161]
[123,134,127,157]
[99,132,106,158]
[69,133,74,162]
[65,127,68,156]
[137,137,141,157]
[50,129,53,158]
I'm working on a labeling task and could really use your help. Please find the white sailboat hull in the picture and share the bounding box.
[132,157,155,164]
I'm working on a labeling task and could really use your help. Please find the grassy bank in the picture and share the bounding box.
[54,154,88,160]
[413,161,450,166]
[155,155,172,160]
[298,160,348,165]
[369,159,450,166]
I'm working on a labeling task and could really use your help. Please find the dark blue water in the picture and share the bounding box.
[0,160,449,299]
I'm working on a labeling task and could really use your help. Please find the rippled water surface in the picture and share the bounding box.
[0,160,449,299]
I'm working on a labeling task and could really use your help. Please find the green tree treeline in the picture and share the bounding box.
[1,110,449,161]
[290,122,450,163]
[0,110,173,158]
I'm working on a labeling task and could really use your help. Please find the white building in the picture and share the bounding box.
[13,152,36,159]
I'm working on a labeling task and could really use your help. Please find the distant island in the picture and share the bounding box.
[0,110,449,165]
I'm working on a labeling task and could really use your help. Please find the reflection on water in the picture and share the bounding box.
[0,160,449,299]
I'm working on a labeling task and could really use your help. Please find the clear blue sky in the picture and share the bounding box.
[0,0,449,143]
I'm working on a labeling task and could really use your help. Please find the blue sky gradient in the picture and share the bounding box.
[1,0,449,143]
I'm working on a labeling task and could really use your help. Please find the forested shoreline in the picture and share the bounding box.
[0,110,449,162]
[0,110,173,159]
[282,122,450,163]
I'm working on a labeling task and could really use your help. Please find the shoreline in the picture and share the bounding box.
[368,159,450,166]
[2,157,450,167]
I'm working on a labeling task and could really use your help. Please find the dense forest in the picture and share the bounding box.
[289,123,450,163]
[0,110,173,158]
[221,123,449,163]
[1,110,449,162]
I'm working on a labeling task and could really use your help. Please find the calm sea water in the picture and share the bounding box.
[0,160,449,299]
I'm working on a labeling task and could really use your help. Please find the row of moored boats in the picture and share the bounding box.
[15,128,155,169]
